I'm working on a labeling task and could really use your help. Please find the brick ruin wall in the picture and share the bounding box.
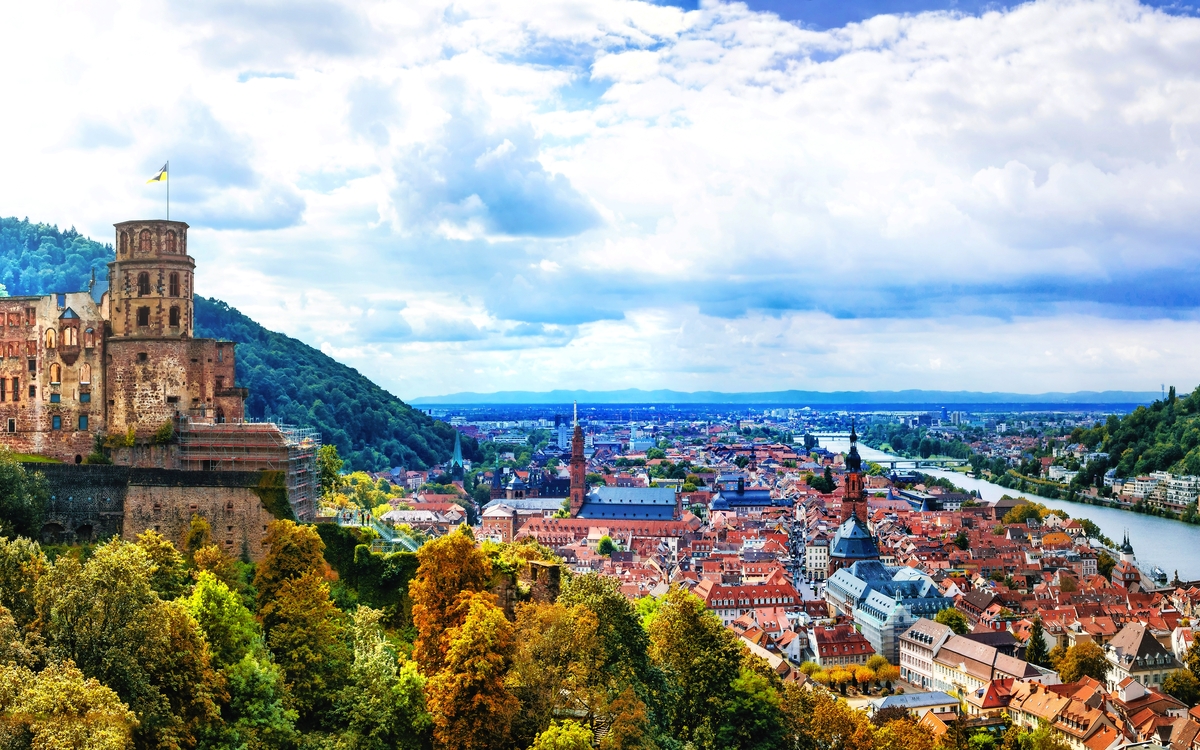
[34,464,278,561]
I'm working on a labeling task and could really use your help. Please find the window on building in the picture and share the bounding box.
[137,272,150,296]
[6,419,13,433]
[44,328,56,349]
[84,328,95,348]
[165,230,177,254]
[137,352,148,362]
[51,416,61,430]
[56,293,65,309]
[49,363,60,384]
[119,231,128,255]
[25,308,34,326]
[139,229,151,252]
[26,385,33,399]
[137,307,150,327]
[169,307,180,328]
[0,378,6,402]
[27,358,35,373]
[169,272,180,297]
[217,347,224,363]
[5,342,14,358]
[78,415,88,431]
[63,327,77,347]
[49,393,60,404]
[80,392,91,403]
[79,363,91,384]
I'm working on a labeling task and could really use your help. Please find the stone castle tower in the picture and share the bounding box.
[103,220,245,436]
[568,402,587,516]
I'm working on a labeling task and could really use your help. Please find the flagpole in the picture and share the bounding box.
[166,160,169,221]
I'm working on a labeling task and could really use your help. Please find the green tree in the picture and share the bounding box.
[935,608,970,635]
[261,570,351,728]
[318,444,346,500]
[1163,670,1200,706]
[1186,631,1200,675]
[1097,552,1116,581]
[218,653,299,750]
[530,720,594,750]
[425,592,519,750]
[134,529,190,600]
[649,587,762,748]
[597,536,615,556]
[335,606,432,750]
[1055,641,1110,684]
[0,453,48,538]
[717,668,787,750]
[1025,618,1049,667]
[184,513,214,559]
[185,570,260,669]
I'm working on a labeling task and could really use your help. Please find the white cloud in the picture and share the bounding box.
[2,0,1200,397]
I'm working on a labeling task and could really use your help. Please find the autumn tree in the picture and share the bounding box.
[254,519,329,611]
[530,720,594,750]
[935,608,970,635]
[193,543,244,594]
[876,717,936,750]
[186,571,260,669]
[804,688,876,750]
[0,536,46,641]
[261,570,350,729]
[600,686,658,750]
[0,660,136,749]
[425,592,519,750]
[1055,642,1110,684]
[1163,670,1200,706]
[409,526,492,675]
[509,601,605,745]
[335,605,431,750]
[184,513,214,559]
[34,538,222,748]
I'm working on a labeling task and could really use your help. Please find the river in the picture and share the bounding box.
[820,438,1200,581]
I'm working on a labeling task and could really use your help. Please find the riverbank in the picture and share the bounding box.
[822,437,1200,580]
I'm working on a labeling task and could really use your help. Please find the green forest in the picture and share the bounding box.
[0,216,470,470]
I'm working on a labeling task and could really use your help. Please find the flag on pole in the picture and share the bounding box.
[146,163,168,183]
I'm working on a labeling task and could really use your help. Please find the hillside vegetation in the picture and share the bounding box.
[1067,385,1200,482]
[0,216,462,470]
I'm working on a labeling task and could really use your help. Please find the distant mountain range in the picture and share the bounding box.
[411,389,1162,406]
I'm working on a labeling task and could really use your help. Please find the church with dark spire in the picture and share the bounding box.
[828,422,880,574]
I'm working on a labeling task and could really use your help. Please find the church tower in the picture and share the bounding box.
[109,220,195,339]
[842,420,866,522]
[569,402,587,516]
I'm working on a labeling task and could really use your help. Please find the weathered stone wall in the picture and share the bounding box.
[0,292,105,463]
[34,464,277,560]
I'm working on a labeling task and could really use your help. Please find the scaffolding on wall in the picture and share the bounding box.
[176,418,321,520]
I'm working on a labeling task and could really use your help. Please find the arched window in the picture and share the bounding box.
[139,229,151,253]
[84,328,95,348]
[44,328,56,349]
[80,363,91,384]
[169,273,180,297]
[63,327,77,347]
[6,343,15,358]
[136,307,150,327]
[119,232,128,255]
[137,272,150,297]
[49,363,60,384]
[169,307,180,328]
[165,230,177,253]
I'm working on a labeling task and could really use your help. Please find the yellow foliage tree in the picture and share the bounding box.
[0,660,137,749]
[410,527,492,675]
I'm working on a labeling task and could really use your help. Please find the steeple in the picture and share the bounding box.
[451,430,464,473]
[569,400,586,516]
[842,418,866,522]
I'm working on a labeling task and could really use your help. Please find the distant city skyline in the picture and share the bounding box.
[5,0,1200,399]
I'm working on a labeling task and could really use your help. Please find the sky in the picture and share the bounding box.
[3,0,1200,399]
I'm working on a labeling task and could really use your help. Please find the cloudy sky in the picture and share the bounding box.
[4,0,1200,399]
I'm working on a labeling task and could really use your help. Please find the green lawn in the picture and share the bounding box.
[7,453,61,463]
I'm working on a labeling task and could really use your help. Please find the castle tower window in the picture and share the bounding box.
[119,232,128,255]
[6,419,12,433]
[78,415,88,431]
[136,307,150,327]
[49,364,60,384]
[80,363,91,384]
[165,230,177,254]
[25,308,34,326]
[169,307,180,328]
[139,229,151,253]
[44,329,56,349]
[63,327,77,347]
[169,273,180,297]
[51,416,61,431]
[84,328,94,348]
[6,343,15,358]
[0,378,6,402]
[137,272,151,297]
[56,294,65,309]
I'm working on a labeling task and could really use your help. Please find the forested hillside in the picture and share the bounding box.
[1067,385,1200,481]
[0,216,464,470]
